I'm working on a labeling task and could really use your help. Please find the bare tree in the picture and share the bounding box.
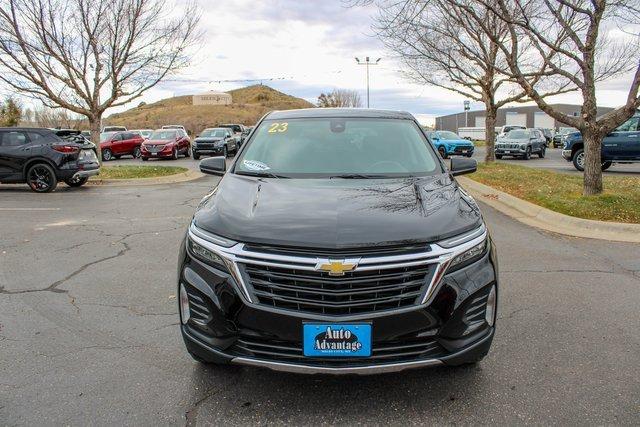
[318,89,364,107]
[0,0,201,155]
[471,0,640,195]
[363,0,571,161]
[32,107,88,129]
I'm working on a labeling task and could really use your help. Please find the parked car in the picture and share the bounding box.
[0,127,99,192]
[141,129,191,160]
[162,125,186,131]
[534,128,553,146]
[426,130,475,158]
[219,123,247,147]
[497,125,526,137]
[81,130,92,140]
[99,131,144,161]
[132,129,154,139]
[553,127,578,148]
[495,128,547,159]
[561,114,640,171]
[179,108,498,374]
[192,128,238,160]
[102,126,127,132]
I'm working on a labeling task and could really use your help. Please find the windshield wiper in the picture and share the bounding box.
[236,171,289,179]
[329,174,388,179]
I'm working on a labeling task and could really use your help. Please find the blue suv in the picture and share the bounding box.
[562,114,640,171]
[427,131,475,159]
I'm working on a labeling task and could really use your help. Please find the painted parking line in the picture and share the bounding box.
[0,208,61,211]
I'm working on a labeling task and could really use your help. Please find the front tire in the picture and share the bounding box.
[223,146,228,158]
[132,147,142,158]
[64,176,89,187]
[523,146,532,160]
[193,151,200,160]
[172,147,178,160]
[495,154,503,159]
[102,148,113,162]
[185,145,191,158]
[538,146,546,158]
[26,163,58,193]
[602,161,612,171]
[438,146,447,159]
[572,148,585,171]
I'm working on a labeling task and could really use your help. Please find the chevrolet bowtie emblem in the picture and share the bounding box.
[315,259,359,276]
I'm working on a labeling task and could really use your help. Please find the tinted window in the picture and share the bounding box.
[616,117,639,132]
[201,129,228,138]
[235,118,441,178]
[27,132,44,142]
[0,131,27,146]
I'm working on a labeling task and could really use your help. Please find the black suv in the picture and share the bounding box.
[178,109,498,374]
[0,128,99,192]
[562,114,640,171]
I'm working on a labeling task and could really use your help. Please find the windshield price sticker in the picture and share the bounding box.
[243,160,270,171]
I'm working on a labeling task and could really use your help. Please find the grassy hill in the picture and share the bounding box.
[105,85,314,134]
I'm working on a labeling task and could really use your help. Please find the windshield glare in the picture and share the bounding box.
[437,131,460,140]
[234,118,441,178]
[149,130,177,140]
[201,129,227,138]
[505,130,530,139]
[100,132,115,142]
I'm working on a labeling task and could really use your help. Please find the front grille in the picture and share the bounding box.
[230,334,446,365]
[195,143,219,150]
[146,144,165,153]
[241,264,434,316]
[453,146,472,153]
[498,143,521,149]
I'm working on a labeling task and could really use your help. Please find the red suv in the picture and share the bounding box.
[141,129,191,160]
[99,131,144,161]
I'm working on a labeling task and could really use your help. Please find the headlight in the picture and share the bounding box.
[449,239,487,269]
[188,237,228,270]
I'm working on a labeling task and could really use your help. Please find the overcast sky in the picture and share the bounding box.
[8,0,638,125]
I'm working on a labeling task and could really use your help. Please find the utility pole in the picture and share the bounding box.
[464,100,470,127]
[355,57,381,108]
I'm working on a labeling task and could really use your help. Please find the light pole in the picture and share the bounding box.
[464,100,470,128]
[355,56,381,108]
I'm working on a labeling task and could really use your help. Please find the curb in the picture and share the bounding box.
[88,169,206,187]
[457,176,640,243]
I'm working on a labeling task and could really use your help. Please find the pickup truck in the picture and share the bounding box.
[561,115,640,171]
[219,123,248,147]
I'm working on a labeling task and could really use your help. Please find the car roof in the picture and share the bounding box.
[203,127,229,131]
[0,127,52,132]
[265,108,415,120]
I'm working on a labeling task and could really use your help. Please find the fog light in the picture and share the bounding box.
[179,283,190,325]
[485,285,496,326]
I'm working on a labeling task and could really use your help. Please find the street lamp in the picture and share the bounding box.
[355,56,381,108]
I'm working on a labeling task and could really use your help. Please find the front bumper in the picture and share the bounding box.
[193,145,225,155]
[178,229,499,375]
[495,146,526,155]
[446,146,474,155]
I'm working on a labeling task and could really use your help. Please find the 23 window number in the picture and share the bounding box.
[268,122,288,133]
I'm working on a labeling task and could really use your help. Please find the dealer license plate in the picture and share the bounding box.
[303,323,371,357]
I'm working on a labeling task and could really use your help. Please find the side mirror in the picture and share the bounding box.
[200,156,226,176]
[450,157,477,176]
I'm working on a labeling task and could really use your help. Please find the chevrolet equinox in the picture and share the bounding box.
[178,109,498,374]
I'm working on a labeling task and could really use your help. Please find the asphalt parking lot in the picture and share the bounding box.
[1,174,639,425]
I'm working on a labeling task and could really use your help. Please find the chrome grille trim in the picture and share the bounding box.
[187,222,487,309]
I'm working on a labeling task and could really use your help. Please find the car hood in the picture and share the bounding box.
[193,173,482,249]
[195,137,224,143]
[498,138,527,144]
[442,139,473,146]
[144,139,173,145]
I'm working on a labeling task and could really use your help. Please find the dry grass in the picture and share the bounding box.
[469,162,640,223]
[105,85,314,136]
[97,165,187,179]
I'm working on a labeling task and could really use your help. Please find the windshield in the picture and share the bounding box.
[100,132,115,142]
[505,130,530,139]
[201,129,227,138]
[234,118,441,178]
[149,130,177,140]
[560,128,578,135]
[437,131,460,140]
[221,125,240,133]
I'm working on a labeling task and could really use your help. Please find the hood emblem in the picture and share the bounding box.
[315,259,359,276]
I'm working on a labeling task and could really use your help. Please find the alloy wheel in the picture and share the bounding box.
[27,165,54,192]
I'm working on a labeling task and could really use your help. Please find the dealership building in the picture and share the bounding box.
[434,104,614,132]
